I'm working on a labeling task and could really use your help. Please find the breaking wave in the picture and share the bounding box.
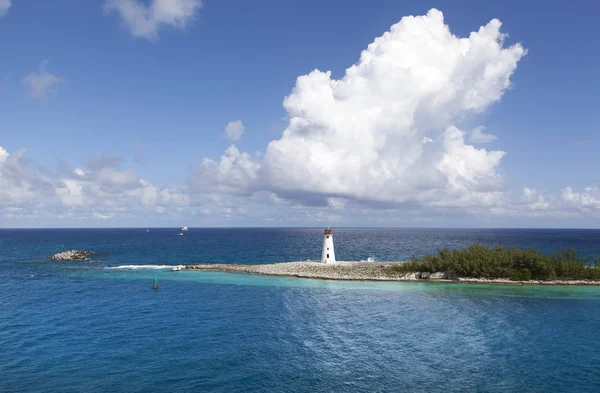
[106,265,176,270]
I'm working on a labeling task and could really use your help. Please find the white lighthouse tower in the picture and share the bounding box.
[321,228,336,264]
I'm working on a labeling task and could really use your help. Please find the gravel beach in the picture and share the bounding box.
[187,261,417,281]
[185,261,600,285]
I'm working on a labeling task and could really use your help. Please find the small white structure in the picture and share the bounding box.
[321,228,336,264]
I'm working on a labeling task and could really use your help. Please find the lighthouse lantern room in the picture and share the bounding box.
[321,228,336,264]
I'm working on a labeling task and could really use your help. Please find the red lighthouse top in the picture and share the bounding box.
[324,228,333,235]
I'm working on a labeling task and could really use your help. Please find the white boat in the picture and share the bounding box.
[172,265,184,272]
[181,226,188,232]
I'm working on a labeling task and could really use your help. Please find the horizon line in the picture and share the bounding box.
[1,226,599,230]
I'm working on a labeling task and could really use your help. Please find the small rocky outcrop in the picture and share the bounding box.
[442,272,459,280]
[50,250,94,261]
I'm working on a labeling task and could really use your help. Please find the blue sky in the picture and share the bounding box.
[0,0,599,228]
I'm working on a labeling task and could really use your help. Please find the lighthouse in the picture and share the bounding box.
[321,228,336,264]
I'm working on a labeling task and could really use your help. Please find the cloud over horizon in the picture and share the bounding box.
[1,142,600,226]
[2,8,599,227]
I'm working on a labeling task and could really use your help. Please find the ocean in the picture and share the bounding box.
[1,228,600,392]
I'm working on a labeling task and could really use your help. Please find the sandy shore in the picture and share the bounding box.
[184,261,600,286]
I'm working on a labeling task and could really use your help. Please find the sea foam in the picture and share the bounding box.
[106,265,176,270]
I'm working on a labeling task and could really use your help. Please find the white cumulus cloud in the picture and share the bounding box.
[225,120,245,141]
[0,0,11,16]
[0,146,39,207]
[191,145,260,195]
[562,187,600,210]
[196,9,525,209]
[104,0,203,40]
[469,126,498,143]
[23,61,64,100]
[54,166,190,209]
[521,188,551,211]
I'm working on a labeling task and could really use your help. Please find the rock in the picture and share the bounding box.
[50,250,94,261]
[418,272,431,279]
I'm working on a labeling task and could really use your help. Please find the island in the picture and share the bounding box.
[183,244,600,286]
[50,250,95,261]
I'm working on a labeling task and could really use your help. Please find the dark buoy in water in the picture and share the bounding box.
[153,278,159,290]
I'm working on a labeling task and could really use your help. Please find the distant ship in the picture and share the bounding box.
[181,226,188,232]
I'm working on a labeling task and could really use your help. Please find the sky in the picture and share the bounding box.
[0,0,599,228]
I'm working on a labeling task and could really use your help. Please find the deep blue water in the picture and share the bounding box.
[2,228,600,392]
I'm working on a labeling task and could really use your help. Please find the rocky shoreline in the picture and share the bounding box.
[184,261,600,286]
[50,250,95,261]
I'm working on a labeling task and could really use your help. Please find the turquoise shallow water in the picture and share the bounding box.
[2,228,600,392]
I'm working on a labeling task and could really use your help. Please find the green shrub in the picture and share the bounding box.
[387,244,600,281]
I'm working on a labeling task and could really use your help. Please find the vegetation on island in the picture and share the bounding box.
[388,243,600,281]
